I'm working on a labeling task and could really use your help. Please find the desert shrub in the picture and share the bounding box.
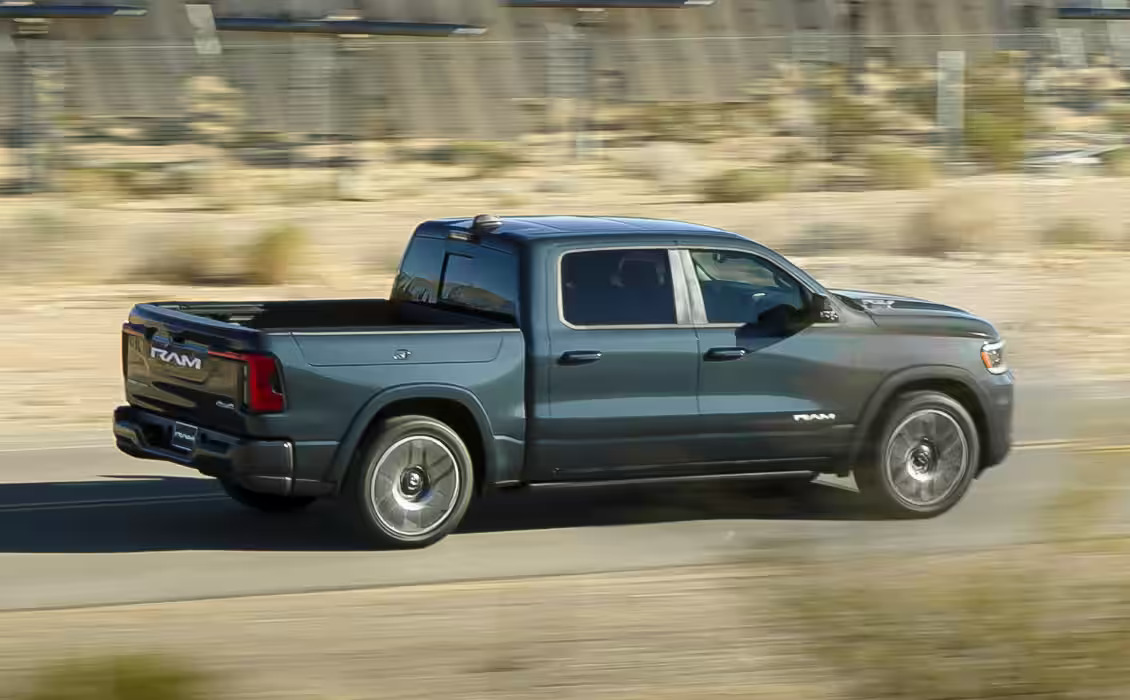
[963,59,1036,171]
[423,141,526,178]
[1102,147,1130,177]
[1040,218,1099,247]
[1106,103,1130,133]
[902,191,996,256]
[185,75,245,148]
[243,223,308,286]
[781,223,877,256]
[19,653,209,700]
[765,548,1130,700]
[755,441,1130,700]
[138,117,189,146]
[0,208,88,279]
[891,81,937,121]
[633,102,746,143]
[699,169,787,203]
[818,87,882,160]
[614,142,696,192]
[147,233,228,286]
[863,146,935,190]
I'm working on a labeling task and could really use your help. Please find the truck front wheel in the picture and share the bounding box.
[343,415,475,549]
[854,391,980,518]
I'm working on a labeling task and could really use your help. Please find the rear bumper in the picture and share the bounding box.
[113,405,331,497]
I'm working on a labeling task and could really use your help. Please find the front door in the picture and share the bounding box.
[529,246,702,479]
[681,247,859,470]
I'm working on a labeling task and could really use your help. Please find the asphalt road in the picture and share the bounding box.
[1,381,1128,613]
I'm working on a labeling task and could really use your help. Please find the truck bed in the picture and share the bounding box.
[149,298,515,334]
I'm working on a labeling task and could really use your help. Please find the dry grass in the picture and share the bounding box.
[1102,148,1130,177]
[242,224,309,286]
[699,169,787,203]
[1040,218,1100,248]
[754,444,1130,700]
[964,60,1036,171]
[144,233,231,286]
[413,141,528,179]
[863,146,936,190]
[0,208,103,282]
[901,190,997,256]
[1107,103,1130,134]
[16,654,210,700]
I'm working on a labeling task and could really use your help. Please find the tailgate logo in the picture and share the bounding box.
[151,347,203,370]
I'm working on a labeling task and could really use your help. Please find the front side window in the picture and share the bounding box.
[561,248,677,327]
[689,250,809,325]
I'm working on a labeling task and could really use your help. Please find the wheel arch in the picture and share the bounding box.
[328,384,495,494]
[849,366,992,472]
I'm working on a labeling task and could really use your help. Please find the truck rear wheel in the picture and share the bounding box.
[855,391,980,518]
[343,415,475,549]
[219,478,316,513]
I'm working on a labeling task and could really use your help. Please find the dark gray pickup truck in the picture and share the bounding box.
[115,214,1014,548]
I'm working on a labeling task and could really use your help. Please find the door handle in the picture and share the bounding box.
[560,350,603,365]
[704,347,747,361]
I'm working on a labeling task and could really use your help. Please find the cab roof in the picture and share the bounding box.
[415,215,749,248]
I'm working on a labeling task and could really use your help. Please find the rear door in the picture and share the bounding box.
[527,246,703,479]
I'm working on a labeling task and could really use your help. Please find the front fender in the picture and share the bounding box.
[325,383,496,489]
[848,364,991,468]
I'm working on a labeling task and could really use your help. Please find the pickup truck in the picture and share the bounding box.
[115,214,1014,548]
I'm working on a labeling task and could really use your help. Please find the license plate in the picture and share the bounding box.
[170,422,199,452]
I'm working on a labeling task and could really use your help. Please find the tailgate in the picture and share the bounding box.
[122,304,275,435]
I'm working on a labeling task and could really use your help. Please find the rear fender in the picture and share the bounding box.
[326,384,496,491]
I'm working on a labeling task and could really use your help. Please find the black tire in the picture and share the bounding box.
[342,415,475,549]
[219,478,317,513]
[854,390,980,518]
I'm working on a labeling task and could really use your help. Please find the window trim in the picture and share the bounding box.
[556,246,692,330]
[675,246,838,329]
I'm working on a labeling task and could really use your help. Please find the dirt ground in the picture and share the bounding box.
[0,565,809,700]
[0,538,1126,700]
[1,171,1129,440]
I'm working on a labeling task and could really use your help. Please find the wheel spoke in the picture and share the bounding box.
[883,409,969,508]
[369,435,461,538]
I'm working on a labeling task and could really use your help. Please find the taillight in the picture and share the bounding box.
[209,350,287,414]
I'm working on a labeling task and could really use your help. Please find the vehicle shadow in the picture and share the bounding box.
[0,475,873,554]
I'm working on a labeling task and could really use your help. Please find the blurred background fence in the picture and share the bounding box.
[1,0,1129,195]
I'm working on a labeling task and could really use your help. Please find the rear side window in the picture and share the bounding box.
[392,237,519,324]
[438,250,519,323]
[560,249,677,327]
[392,236,443,304]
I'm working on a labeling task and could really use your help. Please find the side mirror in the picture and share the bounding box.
[813,295,840,323]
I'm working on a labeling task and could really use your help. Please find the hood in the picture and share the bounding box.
[828,288,999,340]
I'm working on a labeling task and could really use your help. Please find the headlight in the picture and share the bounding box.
[981,339,1008,375]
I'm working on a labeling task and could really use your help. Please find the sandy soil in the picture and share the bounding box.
[0,539,1126,700]
[0,565,810,700]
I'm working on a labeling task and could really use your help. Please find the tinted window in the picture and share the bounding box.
[690,250,808,325]
[561,249,677,326]
[391,236,443,304]
[438,250,519,323]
